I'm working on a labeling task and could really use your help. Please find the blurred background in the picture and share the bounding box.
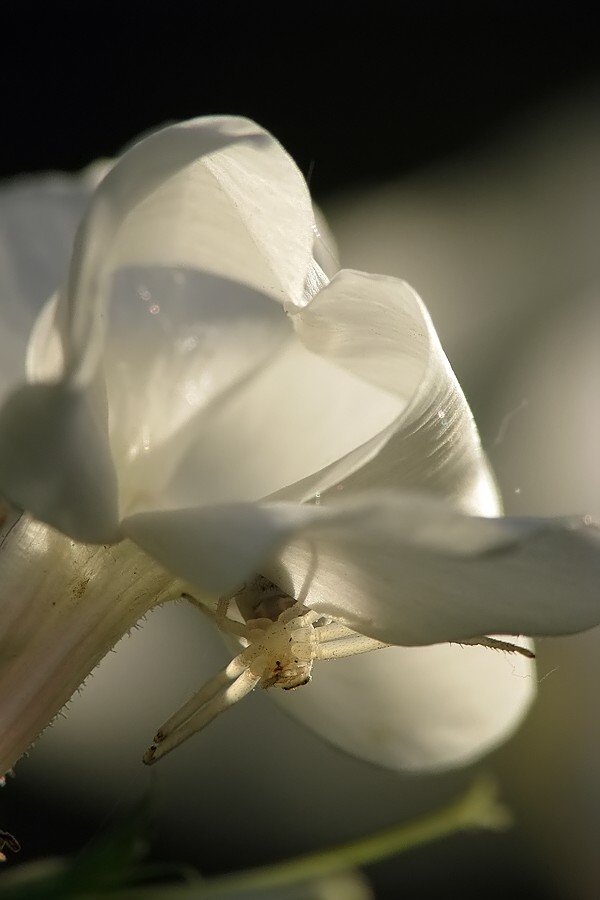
[1,3,599,897]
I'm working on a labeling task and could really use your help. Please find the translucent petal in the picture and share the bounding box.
[286,270,499,515]
[101,267,289,513]
[125,493,600,648]
[5,117,324,534]
[49,116,316,386]
[0,384,119,542]
[268,495,600,645]
[271,639,535,772]
[100,268,402,516]
[123,502,310,596]
[0,170,100,404]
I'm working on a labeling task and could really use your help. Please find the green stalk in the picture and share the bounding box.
[108,776,511,899]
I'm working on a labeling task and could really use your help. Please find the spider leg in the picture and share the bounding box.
[315,632,390,660]
[458,636,535,659]
[143,648,262,765]
[314,621,357,642]
[278,601,318,626]
[182,592,249,639]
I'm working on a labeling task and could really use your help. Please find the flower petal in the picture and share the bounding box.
[100,268,290,514]
[0,170,100,403]
[4,117,322,535]
[131,330,403,515]
[0,168,121,540]
[123,502,310,596]
[124,493,600,648]
[270,639,535,772]
[52,116,316,386]
[312,204,340,279]
[267,494,600,645]
[287,270,499,515]
[0,384,119,542]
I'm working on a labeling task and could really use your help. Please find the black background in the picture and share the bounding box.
[2,2,598,198]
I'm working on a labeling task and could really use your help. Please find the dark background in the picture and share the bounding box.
[1,3,598,197]
[0,3,597,897]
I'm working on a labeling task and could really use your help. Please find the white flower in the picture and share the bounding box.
[0,117,599,777]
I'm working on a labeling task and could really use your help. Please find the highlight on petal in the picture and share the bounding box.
[289,270,500,516]
[311,204,340,279]
[272,638,535,772]
[0,383,119,542]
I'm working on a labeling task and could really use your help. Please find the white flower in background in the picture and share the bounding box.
[0,117,599,779]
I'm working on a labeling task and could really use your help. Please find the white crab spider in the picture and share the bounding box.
[143,576,389,764]
[143,576,534,765]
